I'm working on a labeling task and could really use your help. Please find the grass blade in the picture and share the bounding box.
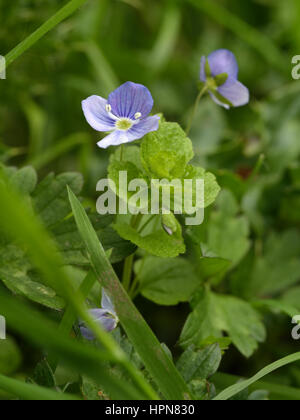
[0,287,145,400]
[4,0,89,69]
[213,372,300,401]
[0,172,157,400]
[0,374,79,401]
[214,353,300,400]
[68,187,192,400]
[48,270,97,371]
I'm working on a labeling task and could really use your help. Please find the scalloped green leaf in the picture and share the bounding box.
[141,122,194,179]
[114,216,185,258]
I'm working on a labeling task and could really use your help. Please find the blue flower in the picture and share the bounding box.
[80,289,119,340]
[82,82,160,149]
[200,49,249,109]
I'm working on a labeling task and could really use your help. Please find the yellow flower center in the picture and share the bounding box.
[115,118,133,131]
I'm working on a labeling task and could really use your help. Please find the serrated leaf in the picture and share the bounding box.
[31,359,56,388]
[180,289,266,358]
[247,230,300,296]
[10,166,37,194]
[141,122,194,179]
[0,245,64,310]
[51,214,136,265]
[180,288,222,349]
[135,256,200,305]
[81,376,107,400]
[33,172,83,227]
[0,167,135,310]
[177,344,222,382]
[218,295,266,358]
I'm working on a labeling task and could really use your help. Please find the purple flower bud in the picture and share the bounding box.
[80,289,119,340]
[82,82,160,149]
[200,49,249,109]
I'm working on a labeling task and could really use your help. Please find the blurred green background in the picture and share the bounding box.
[1,0,300,398]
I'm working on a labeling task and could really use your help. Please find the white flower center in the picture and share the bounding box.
[115,118,133,131]
[105,103,142,131]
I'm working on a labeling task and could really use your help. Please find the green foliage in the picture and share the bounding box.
[134,256,200,305]
[177,344,222,382]
[1,0,300,402]
[114,216,186,258]
[141,122,194,179]
[206,190,251,269]
[68,188,192,400]
[180,288,266,358]
[0,165,134,309]
[0,337,22,376]
[177,344,221,400]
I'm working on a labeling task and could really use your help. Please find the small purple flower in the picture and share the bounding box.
[82,82,160,149]
[200,49,249,109]
[80,289,119,340]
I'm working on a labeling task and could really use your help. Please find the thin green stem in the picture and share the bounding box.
[122,253,135,292]
[248,153,266,184]
[129,256,147,299]
[4,0,89,69]
[186,85,208,135]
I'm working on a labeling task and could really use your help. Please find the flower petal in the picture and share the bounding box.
[207,49,239,80]
[200,56,207,82]
[209,91,230,110]
[218,80,250,107]
[80,317,117,340]
[108,82,154,119]
[82,95,115,132]
[97,130,129,149]
[101,317,118,333]
[101,289,117,317]
[80,308,118,340]
[126,115,160,142]
[80,326,95,341]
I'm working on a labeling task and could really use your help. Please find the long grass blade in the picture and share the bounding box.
[0,172,157,400]
[214,353,300,400]
[0,374,79,401]
[4,0,89,69]
[0,287,145,400]
[68,187,192,400]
